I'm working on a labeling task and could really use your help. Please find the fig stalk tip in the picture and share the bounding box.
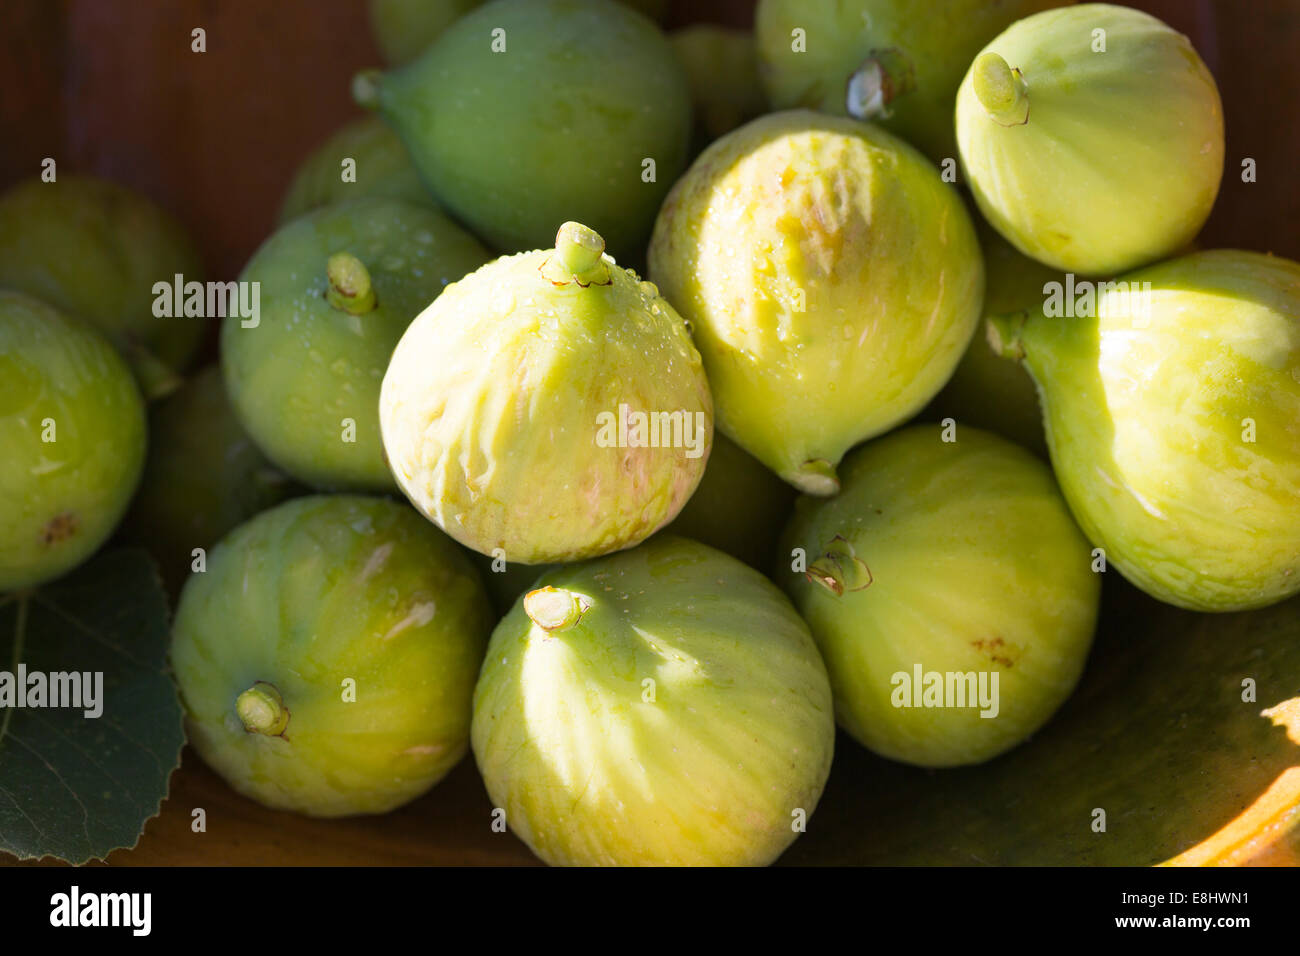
[236,681,289,736]
[326,252,378,314]
[972,52,1029,126]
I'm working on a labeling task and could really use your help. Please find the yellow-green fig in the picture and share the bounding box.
[0,175,206,398]
[381,222,713,565]
[648,110,983,495]
[355,0,691,261]
[171,495,493,816]
[278,116,433,223]
[755,0,1065,163]
[989,250,1300,613]
[0,292,147,591]
[472,535,835,866]
[928,223,1064,455]
[956,4,1224,275]
[777,425,1099,767]
[223,197,490,492]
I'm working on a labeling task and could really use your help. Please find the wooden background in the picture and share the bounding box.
[1,0,1298,866]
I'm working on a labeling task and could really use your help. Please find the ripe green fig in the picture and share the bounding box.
[956,4,1224,275]
[0,175,206,398]
[472,535,835,866]
[354,0,691,260]
[369,0,667,65]
[278,116,433,223]
[170,495,493,816]
[381,221,713,565]
[0,291,146,592]
[664,430,795,569]
[777,425,1099,767]
[120,366,301,595]
[369,0,484,64]
[670,26,767,147]
[988,250,1300,612]
[222,198,490,492]
[928,223,1062,455]
[648,110,983,496]
[755,0,1065,163]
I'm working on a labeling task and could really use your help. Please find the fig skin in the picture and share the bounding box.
[222,198,490,492]
[0,292,146,592]
[989,250,1300,613]
[369,0,667,66]
[471,535,835,866]
[278,116,434,224]
[755,0,1065,163]
[356,0,691,261]
[368,0,484,64]
[777,425,1099,768]
[665,430,795,569]
[928,222,1064,456]
[0,175,206,393]
[119,366,301,595]
[381,222,713,566]
[956,4,1224,275]
[170,495,493,817]
[670,26,767,148]
[648,110,983,496]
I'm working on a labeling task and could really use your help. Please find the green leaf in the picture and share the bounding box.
[0,548,184,864]
[787,584,1300,865]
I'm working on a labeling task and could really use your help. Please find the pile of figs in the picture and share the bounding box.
[1,0,1296,867]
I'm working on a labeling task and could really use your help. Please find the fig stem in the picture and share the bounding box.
[326,252,378,314]
[120,340,184,401]
[524,586,589,633]
[540,222,610,286]
[972,52,1029,125]
[352,69,384,111]
[236,681,289,736]
[986,312,1028,362]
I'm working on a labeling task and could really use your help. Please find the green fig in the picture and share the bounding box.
[0,175,206,398]
[928,223,1063,455]
[777,425,1100,767]
[472,535,835,866]
[353,0,692,261]
[664,430,795,569]
[119,366,302,595]
[988,250,1300,613]
[380,221,713,565]
[648,110,983,496]
[368,0,485,64]
[956,4,1224,275]
[670,26,767,147]
[170,495,493,817]
[0,291,146,592]
[755,0,1065,163]
[222,198,490,492]
[278,116,434,224]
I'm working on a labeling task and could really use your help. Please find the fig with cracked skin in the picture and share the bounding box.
[988,249,1300,613]
[956,4,1224,275]
[777,425,1099,768]
[648,110,982,496]
[472,535,835,866]
[170,495,493,816]
[381,221,713,565]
